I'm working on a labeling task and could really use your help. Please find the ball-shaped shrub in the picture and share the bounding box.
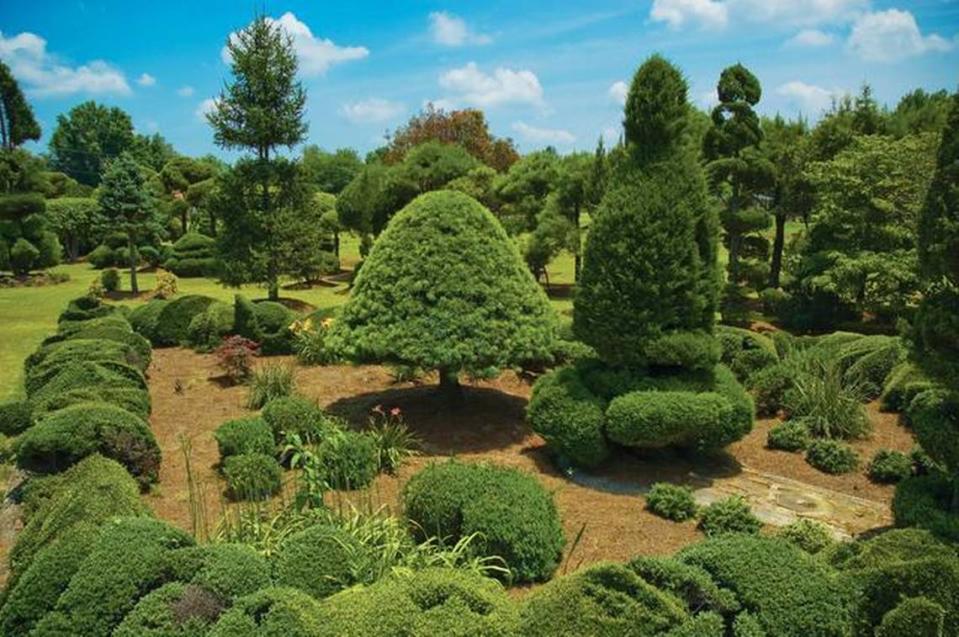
[776,519,834,554]
[908,390,959,484]
[261,395,327,443]
[151,294,218,346]
[87,244,114,269]
[316,429,379,490]
[868,449,913,484]
[15,402,161,485]
[750,363,794,416]
[129,299,168,341]
[187,302,234,352]
[730,348,779,384]
[316,568,520,637]
[876,597,946,637]
[646,483,698,522]
[403,461,564,582]
[166,232,217,277]
[0,400,32,435]
[606,390,733,451]
[526,366,609,468]
[100,267,120,292]
[208,587,325,637]
[805,439,859,475]
[327,190,557,391]
[273,523,367,599]
[223,453,282,501]
[185,543,272,601]
[892,474,959,542]
[698,496,762,537]
[520,562,689,636]
[112,581,226,637]
[214,417,274,462]
[767,419,811,452]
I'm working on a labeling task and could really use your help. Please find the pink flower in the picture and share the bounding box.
[390,407,402,417]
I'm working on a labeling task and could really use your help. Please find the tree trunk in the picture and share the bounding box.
[769,213,786,289]
[952,477,959,513]
[208,210,217,237]
[573,205,582,283]
[261,148,279,302]
[728,233,741,284]
[438,368,462,401]
[128,233,139,295]
[334,230,340,258]
[180,209,188,237]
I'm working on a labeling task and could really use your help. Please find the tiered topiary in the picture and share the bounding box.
[164,231,218,277]
[0,152,61,276]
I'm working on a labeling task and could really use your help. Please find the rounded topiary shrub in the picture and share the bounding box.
[750,363,794,416]
[273,523,367,599]
[166,232,218,277]
[31,386,151,421]
[112,581,226,637]
[520,562,689,637]
[698,496,762,537]
[730,348,779,384]
[880,363,936,413]
[151,294,218,346]
[208,587,324,637]
[223,453,282,501]
[24,338,145,394]
[261,395,327,443]
[526,366,609,468]
[646,482,698,522]
[642,331,722,371]
[606,390,733,451]
[46,324,152,371]
[57,295,121,323]
[183,542,273,601]
[129,299,168,341]
[187,302,234,352]
[876,597,946,637]
[0,400,33,435]
[403,460,564,582]
[15,402,161,485]
[214,417,275,462]
[868,449,913,484]
[317,430,379,490]
[805,439,859,475]
[87,244,114,269]
[892,474,959,542]
[776,519,834,554]
[766,419,811,452]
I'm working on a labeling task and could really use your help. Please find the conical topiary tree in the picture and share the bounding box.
[329,189,558,395]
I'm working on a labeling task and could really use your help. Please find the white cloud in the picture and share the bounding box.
[512,122,575,145]
[650,0,867,30]
[0,30,130,97]
[429,11,491,46]
[786,29,836,47]
[177,85,194,97]
[608,80,628,105]
[438,62,543,108]
[423,98,458,111]
[195,97,218,121]
[137,72,156,86]
[776,80,835,114]
[847,9,954,62]
[340,98,405,124]
[221,12,368,76]
[651,0,728,29]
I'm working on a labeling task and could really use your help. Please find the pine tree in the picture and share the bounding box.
[98,153,155,294]
[0,61,41,150]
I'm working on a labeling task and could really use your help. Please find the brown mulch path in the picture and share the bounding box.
[144,348,914,571]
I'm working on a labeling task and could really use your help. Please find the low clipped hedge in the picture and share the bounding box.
[28,360,146,404]
[209,587,325,637]
[57,295,123,323]
[646,483,698,522]
[15,402,161,485]
[876,597,946,637]
[261,396,328,443]
[678,534,853,637]
[214,417,275,462]
[403,461,565,582]
[181,543,273,601]
[315,568,519,637]
[881,363,937,413]
[273,524,366,599]
[223,453,282,501]
[626,555,740,618]
[520,562,689,636]
[606,390,735,451]
[129,299,168,340]
[31,385,151,421]
[44,325,152,370]
[806,439,859,475]
[0,400,33,435]
[526,366,609,468]
[24,338,144,395]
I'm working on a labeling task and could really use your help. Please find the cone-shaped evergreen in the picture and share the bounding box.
[574,55,719,369]
[330,190,557,390]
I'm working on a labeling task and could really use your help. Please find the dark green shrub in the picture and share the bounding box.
[129,299,168,340]
[520,562,689,636]
[113,581,224,637]
[806,439,859,474]
[223,453,282,501]
[246,364,295,409]
[731,348,779,384]
[184,543,272,601]
[31,386,150,420]
[881,363,937,413]
[45,324,152,370]
[698,496,762,536]
[167,232,218,277]
[526,366,609,468]
[751,363,795,416]
[100,267,120,292]
[57,295,121,322]
[8,455,148,578]
[15,402,161,484]
[316,568,519,637]
[626,555,740,616]
[869,449,913,483]
[0,400,33,435]
[25,338,145,395]
[187,302,234,351]
[53,313,132,338]
[877,597,946,637]
[785,359,870,439]
[679,534,853,637]
[253,301,295,334]
[843,339,905,399]
[767,419,811,452]
[776,519,834,554]
[137,245,160,267]
[646,483,698,521]
[893,474,959,542]
[233,294,263,342]
[607,390,734,450]
[87,244,114,268]
[152,294,218,346]
[273,523,367,599]
[28,360,146,407]
[209,587,324,637]
[643,331,722,371]
[909,390,959,491]
[32,517,194,637]
[214,417,274,462]
[261,395,328,443]
[317,429,379,489]
[403,461,565,582]
[911,445,941,476]
[665,613,726,637]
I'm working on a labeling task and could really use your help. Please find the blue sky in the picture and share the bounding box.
[1,0,957,159]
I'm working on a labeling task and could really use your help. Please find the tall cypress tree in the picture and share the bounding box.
[0,61,41,150]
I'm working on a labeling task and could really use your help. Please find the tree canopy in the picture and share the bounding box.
[0,60,41,150]
[49,102,136,186]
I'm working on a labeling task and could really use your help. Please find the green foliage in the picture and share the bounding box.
[273,523,367,599]
[403,461,564,582]
[329,190,557,382]
[208,587,324,637]
[893,474,959,542]
[187,301,234,351]
[246,363,295,409]
[869,449,914,484]
[48,101,135,186]
[86,244,114,268]
[112,581,224,637]
[607,389,734,450]
[151,294,218,346]
[623,54,690,162]
[751,363,794,416]
[679,534,852,637]
[784,358,870,439]
[25,338,146,394]
[254,301,297,355]
[698,496,762,536]
[100,267,120,292]
[646,483,698,521]
[806,439,859,474]
[909,390,959,482]
[214,417,275,461]
[520,562,688,636]
[223,452,282,501]
[316,567,519,637]
[166,232,218,277]
[317,429,379,489]
[877,597,946,637]
[32,385,151,421]
[626,555,741,617]
[882,362,937,412]
[261,395,327,442]
[301,145,362,194]
[0,59,42,147]
[526,366,609,468]
[15,401,161,484]
[776,519,834,554]
[0,399,32,435]
[129,298,168,338]
[767,419,811,452]
[730,348,779,384]
[233,294,262,342]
